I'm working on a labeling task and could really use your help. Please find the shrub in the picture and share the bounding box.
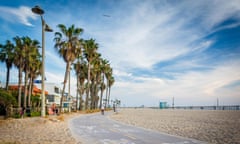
[31,111,41,117]
[0,89,17,117]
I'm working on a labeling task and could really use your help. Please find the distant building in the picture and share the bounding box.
[8,82,75,109]
[35,83,61,106]
[8,84,48,95]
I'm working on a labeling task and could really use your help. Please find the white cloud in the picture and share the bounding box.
[94,0,240,72]
[112,60,240,106]
[0,6,37,26]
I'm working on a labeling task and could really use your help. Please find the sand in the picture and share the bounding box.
[110,108,240,144]
[0,114,80,144]
[1,109,239,144]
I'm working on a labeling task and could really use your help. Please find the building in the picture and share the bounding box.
[35,83,61,106]
[8,84,48,95]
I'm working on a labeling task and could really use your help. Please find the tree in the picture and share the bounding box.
[21,37,40,108]
[83,39,98,110]
[99,58,109,109]
[26,38,41,107]
[90,54,100,109]
[0,40,15,90]
[104,64,111,107]
[74,57,87,110]
[28,59,41,107]
[13,36,25,108]
[108,75,115,106]
[54,24,83,113]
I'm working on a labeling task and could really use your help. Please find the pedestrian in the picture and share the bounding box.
[113,104,116,112]
[101,105,105,115]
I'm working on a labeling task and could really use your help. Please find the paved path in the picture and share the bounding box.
[69,112,206,144]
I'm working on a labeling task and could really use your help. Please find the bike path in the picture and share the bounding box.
[69,112,206,144]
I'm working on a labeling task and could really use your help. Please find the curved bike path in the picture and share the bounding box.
[69,112,206,144]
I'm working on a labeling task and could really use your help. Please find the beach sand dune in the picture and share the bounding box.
[110,108,240,144]
[0,114,79,144]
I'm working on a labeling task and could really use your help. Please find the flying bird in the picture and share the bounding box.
[103,14,111,17]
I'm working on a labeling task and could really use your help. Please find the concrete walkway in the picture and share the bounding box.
[69,112,206,144]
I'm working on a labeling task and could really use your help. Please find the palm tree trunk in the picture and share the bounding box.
[28,76,33,107]
[79,84,84,110]
[5,67,10,91]
[99,87,103,109]
[60,62,70,113]
[18,67,22,108]
[24,71,28,108]
[85,62,91,110]
[76,77,79,111]
[99,74,104,109]
[105,84,108,108]
[108,86,111,106]
[90,81,94,109]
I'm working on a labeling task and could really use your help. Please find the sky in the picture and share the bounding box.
[0,0,240,107]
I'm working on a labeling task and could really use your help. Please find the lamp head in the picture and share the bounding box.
[32,5,44,15]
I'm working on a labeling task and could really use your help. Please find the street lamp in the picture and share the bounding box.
[32,5,53,117]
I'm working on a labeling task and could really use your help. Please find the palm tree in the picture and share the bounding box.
[54,24,83,113]
[99,82,106,109]
[74,57,87,110]
[104,64,111,108]
[28,58,41,107]
[90,53,102,109]
[107,75,115,106]
[99,58,109,109]
[20,37,40,108]
[13,36,25,108]
[0,40,15,90]
[27,39,41,107]
[83,39,98,110]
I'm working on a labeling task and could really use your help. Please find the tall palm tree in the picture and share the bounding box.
[74,57,87,110]
[28,58,41,107]
[90,53,101,109]
[0,40,15,90]
[104,64,111,107]
[54,24,83,113]
[83,39,98,110]
[99,58,109,109]
[27,39,41,107]
[108,75,115,106]
[13,36,25,108]
[99,82,106,109]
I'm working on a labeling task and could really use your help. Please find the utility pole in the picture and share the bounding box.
[172,97,174,109]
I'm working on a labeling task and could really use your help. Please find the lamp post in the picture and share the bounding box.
[32,6,53,117]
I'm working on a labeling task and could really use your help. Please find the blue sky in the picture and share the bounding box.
[0,0,240,107]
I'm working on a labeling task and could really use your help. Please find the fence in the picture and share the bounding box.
[168,105,240,110]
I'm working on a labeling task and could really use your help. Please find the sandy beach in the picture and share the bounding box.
[0,113,80,144]
[110,108,240,144]
[1,109,239,144]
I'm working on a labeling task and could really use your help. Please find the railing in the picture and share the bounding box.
[166,105,240,110]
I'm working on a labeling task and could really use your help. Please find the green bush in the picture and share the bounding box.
[0,89,17,117]
[30,111,41,117]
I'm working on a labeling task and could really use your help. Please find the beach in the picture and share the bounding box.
[1,109,239,144]
[0,114,79,144]
[110,108,240,144]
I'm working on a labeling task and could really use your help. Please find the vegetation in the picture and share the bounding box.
[0,89,17,117]
[0,23,115,117]
[54,24,115,111]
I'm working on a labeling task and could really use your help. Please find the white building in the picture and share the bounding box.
[35,82,61,106]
